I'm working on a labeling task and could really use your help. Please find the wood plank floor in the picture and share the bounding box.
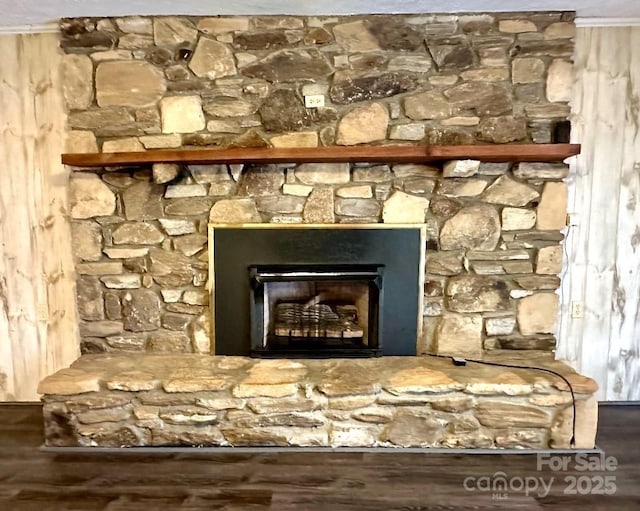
[0,404,638,510]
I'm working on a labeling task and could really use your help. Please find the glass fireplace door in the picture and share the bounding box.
[249,265,384,357]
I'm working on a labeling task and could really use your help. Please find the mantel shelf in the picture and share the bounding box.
[61,143,580,167]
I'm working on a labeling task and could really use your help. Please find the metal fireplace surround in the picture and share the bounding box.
[209,225,425,357]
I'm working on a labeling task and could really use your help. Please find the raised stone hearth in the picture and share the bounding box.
[39,353,597,449]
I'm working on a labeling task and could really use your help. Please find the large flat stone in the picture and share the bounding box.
[439,204,501,250]
[62,54,93,110]
[96,61,166,107]
[336,103,389,145]
[70,174,116,219]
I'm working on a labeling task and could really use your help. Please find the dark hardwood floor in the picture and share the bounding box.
[0,403,638,510]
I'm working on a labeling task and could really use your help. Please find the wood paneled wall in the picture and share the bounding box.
[0,33,79,401]
[557,26,640,401]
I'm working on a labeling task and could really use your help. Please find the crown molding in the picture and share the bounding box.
[0,16,639,34]
[0,22,58,34]
[576,17,640,27]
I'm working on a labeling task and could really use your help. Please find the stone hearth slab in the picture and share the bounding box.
[39,353,597,449]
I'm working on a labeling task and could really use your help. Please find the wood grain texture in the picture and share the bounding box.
[61,144,581,167]
[0,403,639,510]
[557,27,640,401]
[0,33,79,401]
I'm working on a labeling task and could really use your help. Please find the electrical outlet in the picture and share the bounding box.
[566,213,580,226]
[571,301,585,318]
[304,95,325,108]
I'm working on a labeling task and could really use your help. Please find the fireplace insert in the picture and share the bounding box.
[249,264,384,357]
[209,225,425,357]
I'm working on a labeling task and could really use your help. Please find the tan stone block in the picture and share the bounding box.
[552,372,599,394]
[295,163,351,185]
[385,367,462,394]
[37,368,100,395]
[330,423,377,447]
[188,37,237,79]
[433,177,482,197]
[139,134,182,149]
[441,116,480,126]
[161,96,205,134]
[499,19,537,33]
[512,58,545,84]
[106,371,159,391]
[550,396,598,448]
[270,131,318,148]
[466,372,533,395]
[96,61,166,107]
[529,394,572,406]
[461,68,510,82]
[244,359,307,384]
[404,90,452,120]
[544,22,576,40]
[481,175,539,206]
[381,412,443,447]
[336,185,372,199]
[280,184,311,197]
[66,131,98,153]
[439,204,501,251]
[152,163,179,184]
[547,59,574,103]
[70,173,116,219]
[90,50,133,62]
[536,182,567,230]
[333,20,380,52]
[328,394,377,410]
[536,245,563,274]
[198,17,249,33]
[502,207,536,230]
[382,191,428,223]
[153,17,198,46]
[102,137,145,152]
[517,293,559,335]
[475,400,551,428]
[336,103,388,146]
[163,376,227,393]
[209,198,262,223]
[232,383,299,398]
[62,54,93,110]
[435,313,483,358]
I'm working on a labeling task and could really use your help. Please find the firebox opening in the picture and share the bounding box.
[249,265,383,358]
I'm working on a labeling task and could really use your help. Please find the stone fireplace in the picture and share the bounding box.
[38,12,599,449]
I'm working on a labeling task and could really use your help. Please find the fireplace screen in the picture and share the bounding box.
[249,265,383,357]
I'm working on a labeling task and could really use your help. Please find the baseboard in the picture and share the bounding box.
[40,445,603,455]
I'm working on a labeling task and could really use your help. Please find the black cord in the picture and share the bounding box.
[423,353,577,447]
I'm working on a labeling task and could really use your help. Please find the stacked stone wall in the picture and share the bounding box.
[61,13,575,356]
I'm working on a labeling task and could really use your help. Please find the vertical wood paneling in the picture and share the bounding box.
[558,27,640,401]
[0,33,79,401]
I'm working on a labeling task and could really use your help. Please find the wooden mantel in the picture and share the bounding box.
[62,144,580,167]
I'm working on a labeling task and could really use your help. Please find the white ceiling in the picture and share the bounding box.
[1,0,639,30]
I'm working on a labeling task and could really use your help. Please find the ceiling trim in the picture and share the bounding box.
[575,17,640,26]
[0,16,639,34]
[0,22,58,34]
